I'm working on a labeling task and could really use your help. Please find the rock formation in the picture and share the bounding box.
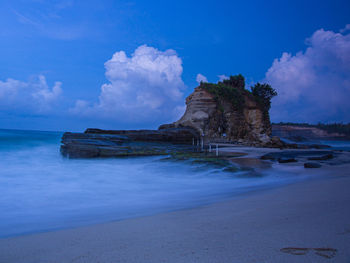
[160,84,272,145]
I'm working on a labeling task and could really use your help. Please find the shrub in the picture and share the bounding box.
[250,83,277,111]
[199,74,248,110]
[222,74,245,89]
[199,75,276,116]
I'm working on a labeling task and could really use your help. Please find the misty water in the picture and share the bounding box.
[0,129,325,238]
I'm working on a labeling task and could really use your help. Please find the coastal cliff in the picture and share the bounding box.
[160,76,275,146]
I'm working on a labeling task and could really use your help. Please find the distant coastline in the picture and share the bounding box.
[273,122,350,138]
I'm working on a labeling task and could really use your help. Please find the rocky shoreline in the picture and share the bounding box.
[59,127,350,173]
[60,125,335,159]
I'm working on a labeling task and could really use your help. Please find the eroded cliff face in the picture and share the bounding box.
[163,87,272,144]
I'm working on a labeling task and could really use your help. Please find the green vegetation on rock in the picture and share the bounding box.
[251,82,277,111]
[199,74,247,111]
[199,74,277,115]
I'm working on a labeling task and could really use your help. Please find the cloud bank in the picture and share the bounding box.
[0,75,62,113]
[72,45,186,125]
[266,26,350,123]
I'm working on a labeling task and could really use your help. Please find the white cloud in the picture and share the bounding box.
[340,24,350,33]
[196,73,208,84]
[0,75,62,113]
[217,74,229,82]
[71,45,186,124]
[12,3,87,41]
[265,26,350,122]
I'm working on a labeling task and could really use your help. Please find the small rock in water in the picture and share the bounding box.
[304,162,322,168]
[309,144,331,149]
[278,158,297,163]
[308,153,334,161]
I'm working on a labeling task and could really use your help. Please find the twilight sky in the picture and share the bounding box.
[0,0,349,131]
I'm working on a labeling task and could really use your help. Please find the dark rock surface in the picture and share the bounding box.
[251,135,330,150]
[308,144,331,149]
[279,142,331,150]
[61,127,200,158]
[304,162,322,168]
[278,158,297,163]
[85,127,199,144]
[269,136,285,148]
[308,153,334,161]
[261,150,334,161]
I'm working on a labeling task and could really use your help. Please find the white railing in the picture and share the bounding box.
[208,143,219,156]
[192,137,224,156]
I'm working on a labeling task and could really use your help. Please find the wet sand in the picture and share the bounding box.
[0,164,349,263]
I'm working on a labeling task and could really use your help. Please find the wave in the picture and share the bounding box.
[0,129,309,238]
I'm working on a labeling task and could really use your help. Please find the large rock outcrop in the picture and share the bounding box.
[160,86,272,145]
[60,75,280,158]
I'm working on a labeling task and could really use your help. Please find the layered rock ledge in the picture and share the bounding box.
[60,127,200,158]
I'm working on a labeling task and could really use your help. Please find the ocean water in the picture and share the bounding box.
[320,140,350,151]
[0,129,310,238]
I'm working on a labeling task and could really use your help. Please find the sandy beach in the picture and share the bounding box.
[0,163,349,263]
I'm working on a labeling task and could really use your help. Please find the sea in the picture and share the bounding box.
[1,128,348,238]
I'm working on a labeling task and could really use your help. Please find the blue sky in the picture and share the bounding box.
[0,0,349,131]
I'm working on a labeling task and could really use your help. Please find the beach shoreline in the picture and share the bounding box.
[1,164,349,263]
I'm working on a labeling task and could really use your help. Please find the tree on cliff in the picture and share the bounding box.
[222,74,245,89]
[251,83,277,111]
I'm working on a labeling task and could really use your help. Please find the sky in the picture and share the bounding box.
[0,0,349,131]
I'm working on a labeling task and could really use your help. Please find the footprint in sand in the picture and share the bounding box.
[280,247,310,255]
[280,247,337,259]
[313,248,337,259]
